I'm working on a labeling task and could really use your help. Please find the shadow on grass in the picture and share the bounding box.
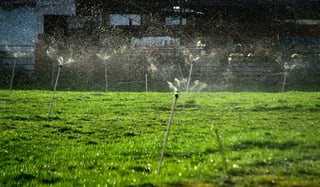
[129,165,152,173]
[14,173,36,181]
[233,140,298,150]
[2,172,62,186]
[252,106,294,112]
[252,104,320,112]
[40,175,62,185]
[2,115,48,121]
[57,126,84,134]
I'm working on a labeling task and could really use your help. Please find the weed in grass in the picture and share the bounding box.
[214,129,228,175]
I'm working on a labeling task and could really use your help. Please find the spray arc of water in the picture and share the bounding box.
[190,80,208,92]
[167,81,179,94]
[46,46,57,59]
[13,51,26,58]
[57,56,63,66]
[64,57,75,65]
[148,63,158,74]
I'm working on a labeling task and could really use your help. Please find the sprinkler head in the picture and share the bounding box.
[192,56,200,62]
[57,56,64,67]
[174,90,179,98]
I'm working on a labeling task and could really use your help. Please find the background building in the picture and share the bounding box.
[0,0,75,70]
[0,0,319,90]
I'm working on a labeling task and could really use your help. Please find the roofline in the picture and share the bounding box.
[0,0,36,8]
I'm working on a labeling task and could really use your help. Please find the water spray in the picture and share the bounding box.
[190,80,208,92]
[174,78,181,89]
[47,57,63,122]
[158,82,179,175]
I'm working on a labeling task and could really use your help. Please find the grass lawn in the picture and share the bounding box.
[0,90,319,186]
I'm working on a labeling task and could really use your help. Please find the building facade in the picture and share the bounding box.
[0,0,75,70]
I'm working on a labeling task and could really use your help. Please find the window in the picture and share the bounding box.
[110,14,141,26]
[131,36,180,47]
[166,17,180,25]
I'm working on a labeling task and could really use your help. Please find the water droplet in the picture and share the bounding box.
[232,164,239,168]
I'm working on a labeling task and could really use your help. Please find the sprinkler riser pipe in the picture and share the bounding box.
[177,63,185,86]
[281,72,287,94]
[9,59,17,92]
[183,62,193,109]
[104,61,108,92]
[51,63,55,88]
[280,72,287,101]
[145,73,148,92]
[47,65,62,122]
[157,93,179,175]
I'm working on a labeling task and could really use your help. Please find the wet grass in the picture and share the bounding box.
[0,90,319,186]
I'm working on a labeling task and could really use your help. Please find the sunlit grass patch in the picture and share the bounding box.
[0,90,319,186]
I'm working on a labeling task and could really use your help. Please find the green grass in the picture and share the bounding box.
[0,90,320,186]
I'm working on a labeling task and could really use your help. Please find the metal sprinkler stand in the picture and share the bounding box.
[280,63,295,101]
[157,91,179,175]
[47,63,62,122]
[104,60,108,92]
[9,59,17,92]
[183,61,193,109]
[280,71,287,99]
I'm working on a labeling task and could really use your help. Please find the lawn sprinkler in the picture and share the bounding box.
[47,56,63,122]
[9,51,25,92]
[280,62,296,100]
[145,73,148,92]
[9,58,17,92]
[183,56,200,109]
[177,62,185,83]
[46,47,58,87]
[97,53,110,92]
[158,82,179,175]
